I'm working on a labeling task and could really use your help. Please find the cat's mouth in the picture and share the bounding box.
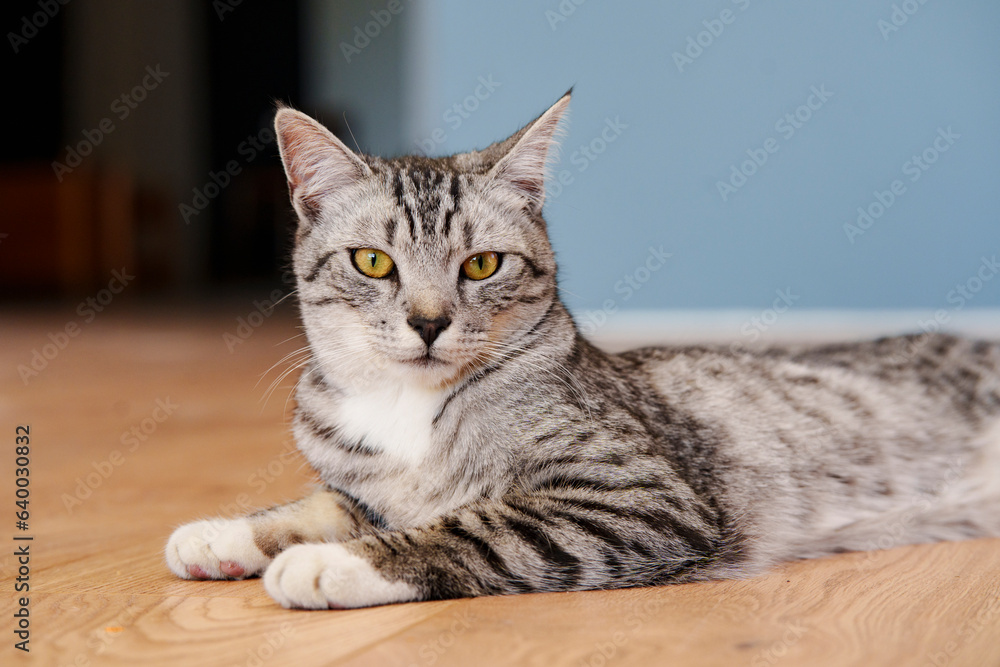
[403,351,449,368]
[396,349,484,389]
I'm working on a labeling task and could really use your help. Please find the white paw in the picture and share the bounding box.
[263,543,420,609]
[165,518,270,580]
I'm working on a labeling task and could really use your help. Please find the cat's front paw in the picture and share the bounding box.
[263,543,420,609]
[166,518,270,580]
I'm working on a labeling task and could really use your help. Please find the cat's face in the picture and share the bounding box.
[275,94,570,390]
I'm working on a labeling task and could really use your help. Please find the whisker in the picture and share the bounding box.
[274,288,299,307]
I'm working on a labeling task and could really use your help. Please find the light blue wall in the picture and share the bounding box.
[308,1,1000,316]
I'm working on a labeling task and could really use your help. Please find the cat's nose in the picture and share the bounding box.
[407,315,451,348]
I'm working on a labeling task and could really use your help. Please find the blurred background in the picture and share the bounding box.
[2,0,999,334]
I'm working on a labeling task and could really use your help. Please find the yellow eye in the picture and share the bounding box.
[462,252,500,280]
[352,248,395,278]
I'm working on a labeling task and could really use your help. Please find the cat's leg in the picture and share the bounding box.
[262,490,738,609]
[165,487,367,580]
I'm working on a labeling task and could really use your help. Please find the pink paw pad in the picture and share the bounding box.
[188,564,211,579]
[220,561,245,578]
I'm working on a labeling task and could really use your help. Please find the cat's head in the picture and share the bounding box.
[275,92,571,390]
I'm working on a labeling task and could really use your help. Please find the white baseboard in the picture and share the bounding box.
[581,308,1000,352]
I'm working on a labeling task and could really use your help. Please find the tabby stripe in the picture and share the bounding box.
[519,254,547,278]
[546,496,630,518]
[307,369,327,389]
[442,174,460,237]
[394,171,418,241]
[506,500,554,525]
[421,172,439,236]
[760,366,836,429]
[515,293,546,305]
[304,251,335,282]
[392,170,405,207]
[298,409,337,440]
[305,365,337,394]
[373,532,398,556]
[533,431,565,446]
[632,509,714,556]
[551,509,626,549]
[297,410,379,456]
[432,346,529,425]
[462,220,474,249]
[303,296,338,307]
[628,539,657,559]
[530,474,664,495]
[694,503,716,529]
[331,486,388,531]
[298,197,323,225]
[555,513,654,576]
[521,299,557,342]
[386,216,397,244]
[441,520,531,592]
[504,516,580,587]
[336,438,380,456]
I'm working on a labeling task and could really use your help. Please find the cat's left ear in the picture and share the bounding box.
[487,90,571,213]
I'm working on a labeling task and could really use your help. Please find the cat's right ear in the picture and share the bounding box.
[274,106,371,224]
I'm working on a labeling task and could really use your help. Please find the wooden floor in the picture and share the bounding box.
[2,303,999,667]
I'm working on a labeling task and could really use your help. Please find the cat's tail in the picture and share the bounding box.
[797,417,1000,559]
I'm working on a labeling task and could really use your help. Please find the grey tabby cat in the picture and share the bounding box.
[166,91,1000,609]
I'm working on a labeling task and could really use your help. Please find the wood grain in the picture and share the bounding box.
[2,306,998,666]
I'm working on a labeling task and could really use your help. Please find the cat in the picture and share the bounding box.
[166,91,1000,609]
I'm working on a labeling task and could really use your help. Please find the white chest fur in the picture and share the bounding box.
[334,382,445,465]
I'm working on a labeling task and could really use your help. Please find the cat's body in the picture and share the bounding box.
[166,92,1000,608]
